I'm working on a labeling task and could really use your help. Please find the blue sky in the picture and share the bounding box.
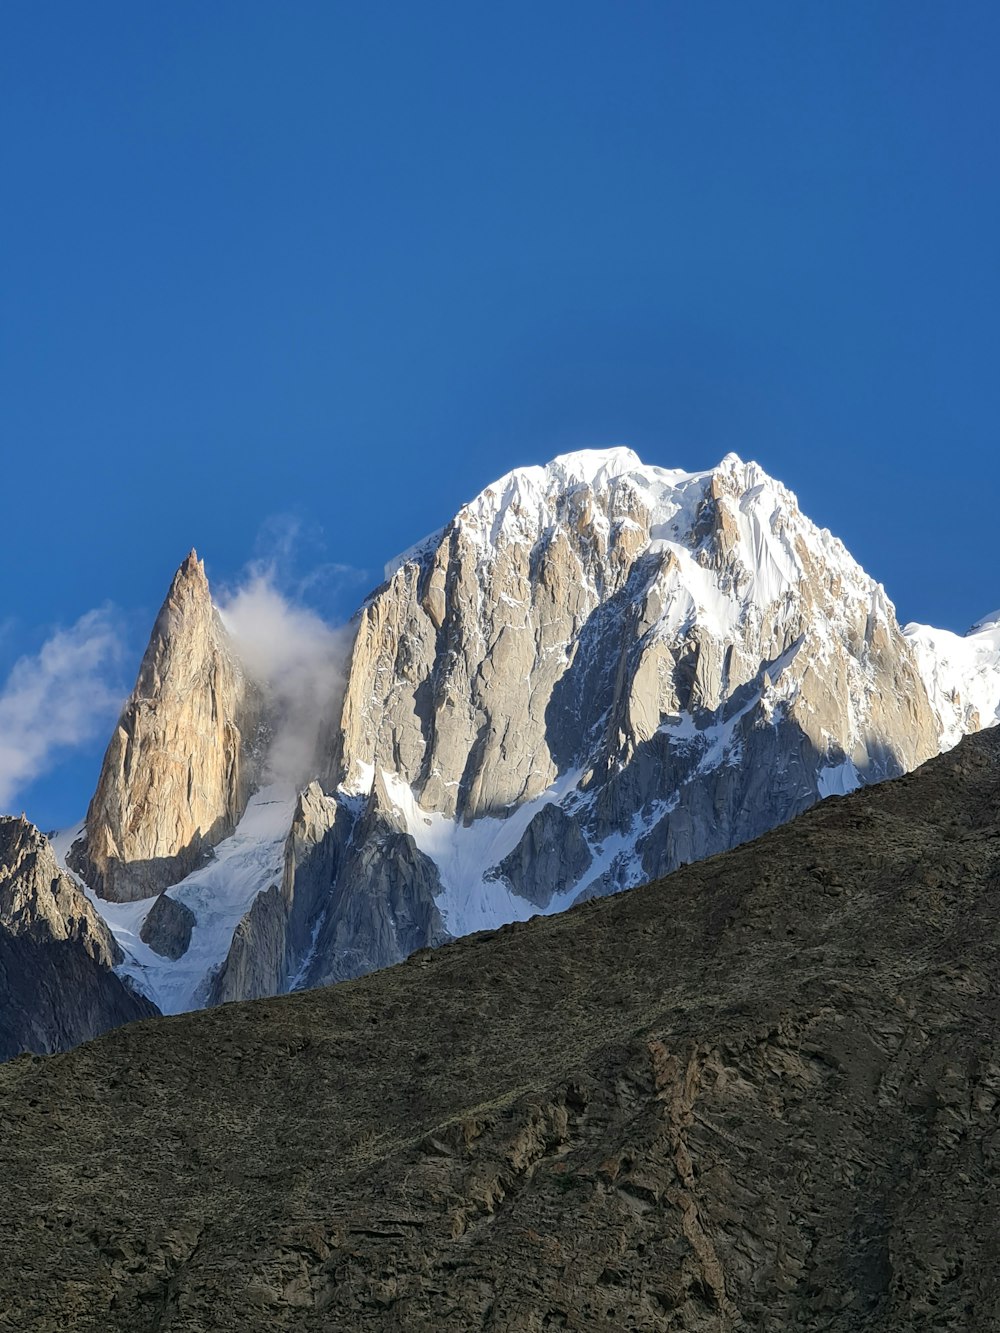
[2,1,999,826]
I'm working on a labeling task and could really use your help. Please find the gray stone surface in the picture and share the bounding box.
[208,883,286,1004]
[304,773,450,986]
[0,816,158,1060]
[139,891,196,960]
[209,782,349,1004]
[489,802,593,908]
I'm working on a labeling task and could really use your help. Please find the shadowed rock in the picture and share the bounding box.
[0,816,158,1060]
[4,730,1000,1327]
[140,891,196,960]
[489,802,593,907]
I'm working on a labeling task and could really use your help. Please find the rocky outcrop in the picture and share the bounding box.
[209,783,347,1005]
[6,729,1000,1328]
[214,775,450,1003]
[69,551,264,902]
[208,883,286,1004]
[489,803,593,907]
[303,773,450,986]
[0,816,157,1060]
[139,892,195,960]
[0,816,121,968]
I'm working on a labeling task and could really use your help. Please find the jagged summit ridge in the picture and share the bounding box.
[335,448,931,822]
[219,444,986,998]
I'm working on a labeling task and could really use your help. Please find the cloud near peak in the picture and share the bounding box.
[0,608,125,814]
[217,573,355,787]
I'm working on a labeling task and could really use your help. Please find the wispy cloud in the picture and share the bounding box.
[216,523,360,787]
[0,608,125,814]
[244,514,369,616]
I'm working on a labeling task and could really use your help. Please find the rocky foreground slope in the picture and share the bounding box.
[4,728,1000,1330]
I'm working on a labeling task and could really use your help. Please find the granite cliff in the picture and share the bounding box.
[68,550,264,903]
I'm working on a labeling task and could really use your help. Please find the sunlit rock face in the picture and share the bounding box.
[69,551,265,903]
[324,451,943,885]
[336,451,940,828]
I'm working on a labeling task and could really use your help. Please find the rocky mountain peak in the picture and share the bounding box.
[68,552,266,903]
[314,445,982,980]
[135,548,212,685]
[336,449,922,818]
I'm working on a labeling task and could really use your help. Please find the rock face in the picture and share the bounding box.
[210,777,449,1002]
[139,891,196,960]
[214,448,995,999]
[69,551,264,902]
[208,782,346,1004]
[489,803,593,908]
[332,451,943,822]
[0,816,157,1060]
[6,729,1000,1329]
[301,772,449,987]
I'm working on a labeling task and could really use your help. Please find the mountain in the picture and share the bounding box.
[67,550,265,902]
[4,726,1000,1329]
[215,448,1000,999]
[0,816,157,1060]
[47,449,1000,1015]
[904,610,1000,748]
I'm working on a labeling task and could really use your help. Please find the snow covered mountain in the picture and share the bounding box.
[42,448,1000,1017]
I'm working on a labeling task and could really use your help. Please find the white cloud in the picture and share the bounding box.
[217,573,355,787]
[0,608,125,813]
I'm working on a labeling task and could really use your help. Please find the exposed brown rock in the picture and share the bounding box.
[4,729,1000,1328]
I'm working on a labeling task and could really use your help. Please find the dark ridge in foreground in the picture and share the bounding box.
[4,731,1000,1330]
